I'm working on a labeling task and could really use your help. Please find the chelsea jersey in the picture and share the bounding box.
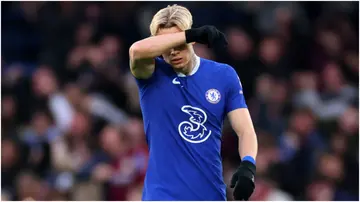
[134,56,247,201]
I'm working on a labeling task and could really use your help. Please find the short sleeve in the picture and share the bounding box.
[133,57,163,91]
[225,67,247,113]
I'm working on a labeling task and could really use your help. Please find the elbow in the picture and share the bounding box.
[129,42,144,61]
[129,43,137,59]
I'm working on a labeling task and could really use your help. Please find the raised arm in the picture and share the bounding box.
[129,32,187,79]
[129,25,228,79]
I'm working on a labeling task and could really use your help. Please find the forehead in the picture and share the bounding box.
[157,26,182,35]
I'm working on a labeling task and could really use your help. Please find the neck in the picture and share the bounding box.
[175,54,197,76]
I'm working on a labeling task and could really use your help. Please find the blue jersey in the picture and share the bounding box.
[135,56,247,201]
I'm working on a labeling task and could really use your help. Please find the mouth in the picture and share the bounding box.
[171,58,182,64]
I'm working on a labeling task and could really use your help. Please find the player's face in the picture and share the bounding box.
[157,26,194,70]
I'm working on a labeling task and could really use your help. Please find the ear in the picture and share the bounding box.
[190,42,196,45]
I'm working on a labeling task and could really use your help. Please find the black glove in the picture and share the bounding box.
[185,25,228,48]
[230,160,256,201]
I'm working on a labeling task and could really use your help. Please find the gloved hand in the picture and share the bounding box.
[230,160,256,201]
[185,25,228,48]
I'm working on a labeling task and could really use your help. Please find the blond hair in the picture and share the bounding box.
[150,4,193,36]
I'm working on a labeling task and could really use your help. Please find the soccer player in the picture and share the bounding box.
[129,4,258,201]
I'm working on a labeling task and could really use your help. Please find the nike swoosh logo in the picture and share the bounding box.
[172,78,180,85]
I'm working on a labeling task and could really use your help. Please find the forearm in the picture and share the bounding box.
[238,131,258,163]
[228,109,258,163]
[129,32,186,59]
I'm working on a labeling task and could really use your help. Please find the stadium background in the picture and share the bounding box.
[1,1,359,201]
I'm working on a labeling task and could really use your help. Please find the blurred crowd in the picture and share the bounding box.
[1,1,359,201]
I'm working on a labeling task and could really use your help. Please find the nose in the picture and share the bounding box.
[170,48,178,55]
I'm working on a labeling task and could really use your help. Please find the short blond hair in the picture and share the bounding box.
[150,4,193,36]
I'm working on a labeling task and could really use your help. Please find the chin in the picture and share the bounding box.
[171,63,185,69]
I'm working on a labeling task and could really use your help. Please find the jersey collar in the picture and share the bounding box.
[177,55,200,77]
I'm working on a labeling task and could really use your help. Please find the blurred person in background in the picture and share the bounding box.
[1,1,358,201]
[92,124,147,201]
[2,138,27,200]
[2,95,18,136]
